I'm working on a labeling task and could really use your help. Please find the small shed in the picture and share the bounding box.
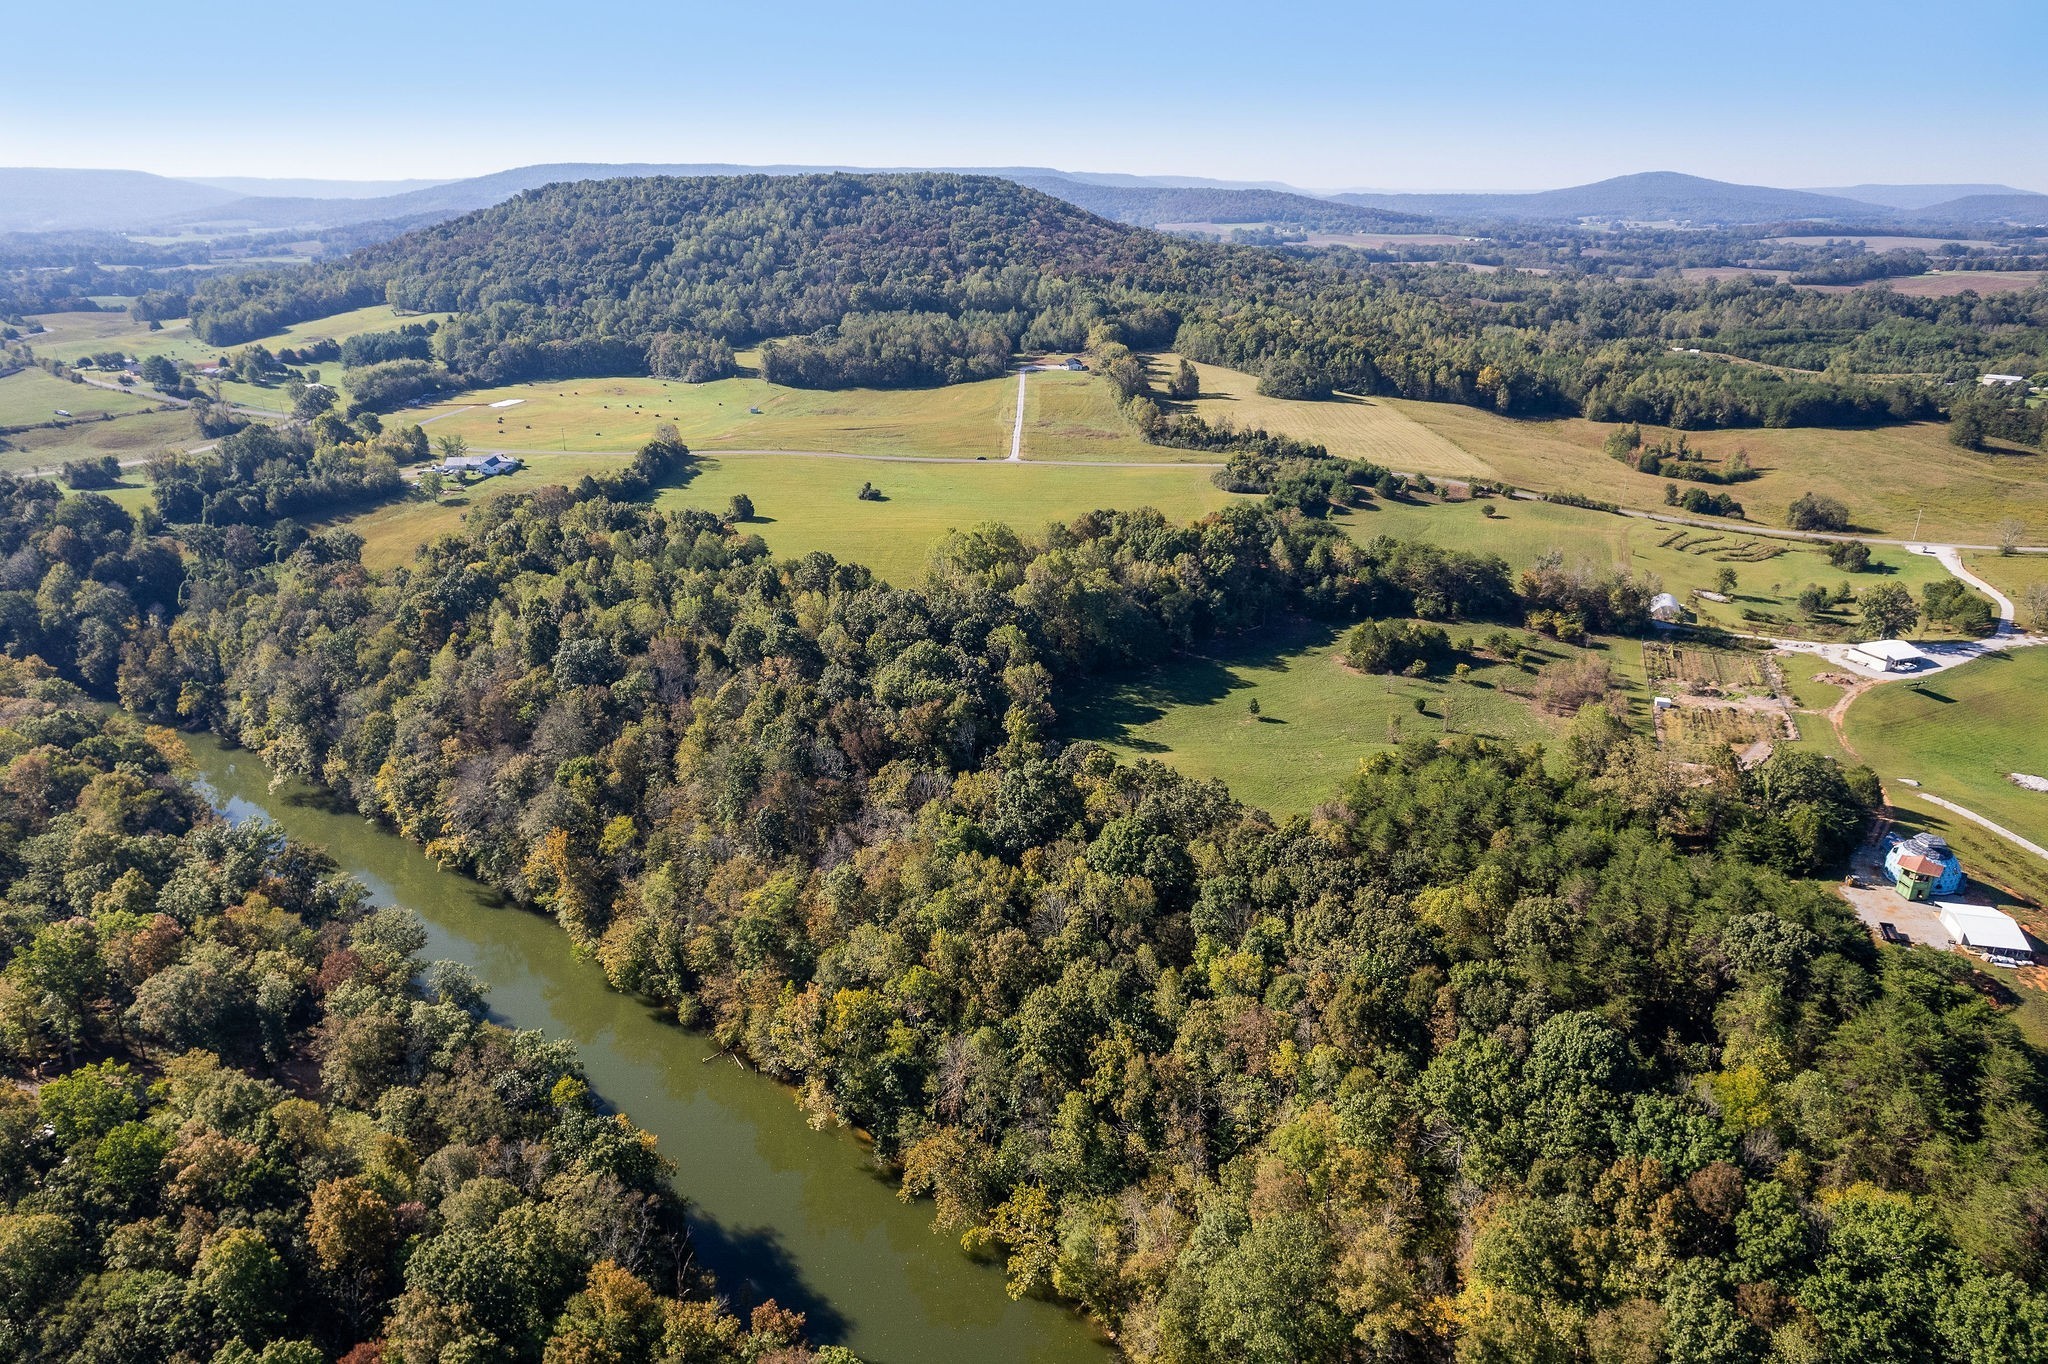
[1844,640,1925,673]
[1649,592,1683,622]
[1937,901,2034,968]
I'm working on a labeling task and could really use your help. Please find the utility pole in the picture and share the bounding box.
[1912,507,1923,544]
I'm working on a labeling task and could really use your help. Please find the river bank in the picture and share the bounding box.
[183,730,1109,1364]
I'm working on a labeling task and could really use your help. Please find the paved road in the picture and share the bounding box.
[1925,544,2019,629]
[1009,369,1028,461]
[1907,790,2048,864]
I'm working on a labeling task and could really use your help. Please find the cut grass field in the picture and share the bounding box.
[1167,355,1492,478]
[1317,495,1960,637]
[1842,648,2048,848]
[0,366,163,428]
[416,363,1173,463]
[1061,621,1646,816]
[1,408,198,472]
[1157,352,2048,543]
[351,451,1234,577]
[1962,551,2048,624]
[1824,271,2046,298]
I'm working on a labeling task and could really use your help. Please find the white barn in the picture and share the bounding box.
[1938,902,2035,968]
[1843,640,1925,673]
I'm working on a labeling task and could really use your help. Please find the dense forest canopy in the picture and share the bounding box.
[0,442,2017,1363]
[0,664,854,1363]
[181,173,2048,430]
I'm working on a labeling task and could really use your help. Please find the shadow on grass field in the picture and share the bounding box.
[1060,617,1585,815]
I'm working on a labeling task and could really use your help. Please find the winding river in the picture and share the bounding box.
[184,732,1108,1364]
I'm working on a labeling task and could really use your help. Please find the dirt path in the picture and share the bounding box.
[1823,678,1875,761]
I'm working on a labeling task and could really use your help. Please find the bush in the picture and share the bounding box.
[1824,540,1872,572]
[1343,618,1452,675]
[1787,492,1851,532]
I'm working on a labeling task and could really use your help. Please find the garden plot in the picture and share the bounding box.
[1643,642,1783,698]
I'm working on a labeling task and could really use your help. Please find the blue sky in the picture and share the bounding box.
[4,0,2043,191]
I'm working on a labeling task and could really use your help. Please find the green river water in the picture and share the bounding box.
[184,731,1108,1364]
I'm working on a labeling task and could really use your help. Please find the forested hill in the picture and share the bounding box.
[184,171,2046,429]
[189,172,1211,387]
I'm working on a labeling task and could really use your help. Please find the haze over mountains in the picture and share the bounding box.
[3,163,2044,237]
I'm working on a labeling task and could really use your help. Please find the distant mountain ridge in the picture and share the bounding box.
[5,163,2045,237]
[1330,172,1892,224]
[1805,183,2037,211]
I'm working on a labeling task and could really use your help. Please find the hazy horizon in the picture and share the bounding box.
[4,0,2042,193]
[7,163,2047,201]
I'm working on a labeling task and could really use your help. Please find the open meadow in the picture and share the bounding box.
[352,450,1235,575]
[0,365,162,427]
[2,407,198,472]
[1059,619,1631,814]
[1964,551,2048,623]
[23,303,450,410]
[1842,647,2048,847]
[417,363,1171,463]
[1157,352,2048,542]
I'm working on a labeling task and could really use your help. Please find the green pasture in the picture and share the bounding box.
[1160,352,2048,542]
[0,366,161,427]
[1843,647,2048,847]
[1061,619,1642,816]
[418,364,1170,463]
[351,450,1234,577]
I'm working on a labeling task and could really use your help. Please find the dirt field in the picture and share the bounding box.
[1802,271,2047,297]
[1655,699,1790,765]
